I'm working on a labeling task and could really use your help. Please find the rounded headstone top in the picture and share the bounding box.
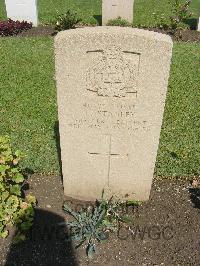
[55,26,172,44]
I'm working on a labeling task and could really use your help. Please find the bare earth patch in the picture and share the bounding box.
[0,175,199,265]
[2,25,200,43]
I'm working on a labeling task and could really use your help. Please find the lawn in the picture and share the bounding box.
[0,37,199,176]
[0,37,59,174]
[0,0,199,176]
[156,42,200,176]
[0,0,200,26]
[133,0,200,27]
[0,0,5,20]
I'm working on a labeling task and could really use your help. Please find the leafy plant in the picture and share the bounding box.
[106,17,132,27]
[63,193,137,258]
[153,0,192,31]
[0,19,32,36]
[152,13,169,30]
[0,136,36,240]
[169,0,192,30]
[55,10,82,31]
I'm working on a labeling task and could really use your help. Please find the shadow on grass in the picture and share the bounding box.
[54,121,63,183]
[94,15,102,25]
[5,209,78,266]
[189,187,200,209]
[184,18,198,30]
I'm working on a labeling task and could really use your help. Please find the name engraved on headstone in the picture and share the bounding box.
[67,102,149,132]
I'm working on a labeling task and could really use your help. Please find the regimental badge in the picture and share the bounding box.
[86,46,140,98]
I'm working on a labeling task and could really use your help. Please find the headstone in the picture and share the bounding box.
[55,27,173,202]
[102,0,134,26]
[5,0,38,27]
[198,18,200,31]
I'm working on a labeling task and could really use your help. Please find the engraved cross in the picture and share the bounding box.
[88,135,128,184]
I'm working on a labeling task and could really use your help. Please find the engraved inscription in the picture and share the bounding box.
[16,0,26,5]
[67,102,150,132]
[111,0,118,7]
[86,47,140,98]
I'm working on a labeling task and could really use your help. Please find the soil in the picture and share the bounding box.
[146,27,200,43]
[17,25,56,37]
[1,25,200,43]
[0,175,199,266]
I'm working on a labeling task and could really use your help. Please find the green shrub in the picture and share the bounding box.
[106,17,132,27]
[153,0,193,30]
[55,10,82,31]
[152,13,170,30]
[0,136,36,240]
[170,0,192,30]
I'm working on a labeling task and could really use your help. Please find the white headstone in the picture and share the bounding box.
[198,18,200,31]
[55,27,173,202]
[102,0,134,26]
[5,0,38,27]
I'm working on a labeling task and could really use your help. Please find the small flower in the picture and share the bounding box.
[20,202,29,209]
[0,158,5,164]
[13,158,19,165]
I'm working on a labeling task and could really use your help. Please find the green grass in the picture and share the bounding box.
[38,0,101,25]
[0,38,199,176]
[156,42,200,176]
[0,37,59,174]
[0,0,200,176]
[190,0,200,16]
[0,0,6,20]
[134,0,200,27]
[0,0,199,26]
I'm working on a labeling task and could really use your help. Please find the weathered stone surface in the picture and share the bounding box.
[5,0,38,26]
[102,0,134,25]
[55,27,173,201]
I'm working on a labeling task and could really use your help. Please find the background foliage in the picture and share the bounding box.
[0,136,36,239]
[0,0,199,26]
